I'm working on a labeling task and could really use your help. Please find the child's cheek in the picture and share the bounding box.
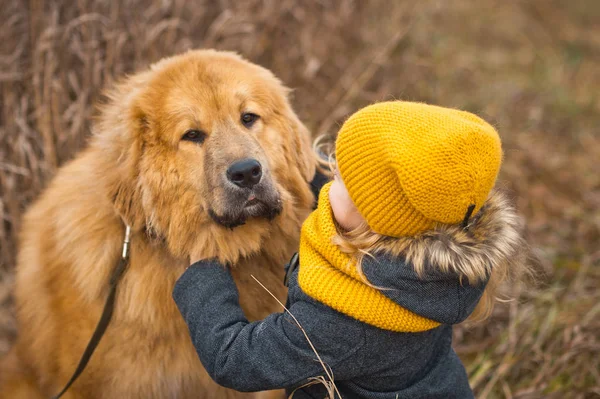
[329,180,355,229]
[329,181,344,222]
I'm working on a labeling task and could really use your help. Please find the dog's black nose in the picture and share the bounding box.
[227,159,262,189]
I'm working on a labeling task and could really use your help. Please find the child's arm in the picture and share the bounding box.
[173,260,364,392]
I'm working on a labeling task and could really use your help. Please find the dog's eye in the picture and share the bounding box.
[241,113,260,128]
[181,129,206,144]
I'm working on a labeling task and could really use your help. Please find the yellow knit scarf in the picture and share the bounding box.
[298,183,440,332]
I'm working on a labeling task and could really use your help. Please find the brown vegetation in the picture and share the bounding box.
[1,0,598,398]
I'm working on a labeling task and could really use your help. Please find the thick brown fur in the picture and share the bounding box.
[0,50,317,399]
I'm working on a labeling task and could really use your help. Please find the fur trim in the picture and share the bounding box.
[377,189,526,285]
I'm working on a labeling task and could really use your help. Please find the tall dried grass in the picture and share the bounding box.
[1,0,598,397]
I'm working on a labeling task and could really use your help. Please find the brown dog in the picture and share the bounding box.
[0,50,319,398]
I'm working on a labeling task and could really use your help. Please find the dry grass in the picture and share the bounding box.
[0,0,598,398]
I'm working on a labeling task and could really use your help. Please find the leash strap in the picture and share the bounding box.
[310,167,329,210]
[52,226,131,399]
[282,167,326,286]
[283,252,299,287]
[283,167,327,287]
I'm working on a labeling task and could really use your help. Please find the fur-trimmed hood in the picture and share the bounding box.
[361,189,525,325]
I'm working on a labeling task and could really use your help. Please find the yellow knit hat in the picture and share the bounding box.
[336,101,502,237]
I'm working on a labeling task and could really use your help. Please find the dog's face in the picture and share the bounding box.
[105,50,315,260]
[139,54,287,230]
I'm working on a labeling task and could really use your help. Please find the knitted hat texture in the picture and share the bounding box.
[336,101,502,237]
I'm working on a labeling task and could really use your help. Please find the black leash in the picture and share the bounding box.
[52,225,131,399]
[310,167,330,210]
[283,252,299,287]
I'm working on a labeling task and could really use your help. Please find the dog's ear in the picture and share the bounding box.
[287,110,317,183]
[106,96,148,230]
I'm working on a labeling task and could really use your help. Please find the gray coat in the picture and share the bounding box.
[173,189,523,398]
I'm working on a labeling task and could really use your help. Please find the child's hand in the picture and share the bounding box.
[329,172,365,231]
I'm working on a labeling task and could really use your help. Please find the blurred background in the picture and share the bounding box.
[0,0,598,397]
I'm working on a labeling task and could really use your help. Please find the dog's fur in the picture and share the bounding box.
[0,50,318,398]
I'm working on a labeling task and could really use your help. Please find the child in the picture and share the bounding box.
[173,101,526,398]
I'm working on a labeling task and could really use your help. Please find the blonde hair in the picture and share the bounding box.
[317,138,529,324]
[331,213,521,323]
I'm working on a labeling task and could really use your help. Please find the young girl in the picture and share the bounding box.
[173,101,526,398]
